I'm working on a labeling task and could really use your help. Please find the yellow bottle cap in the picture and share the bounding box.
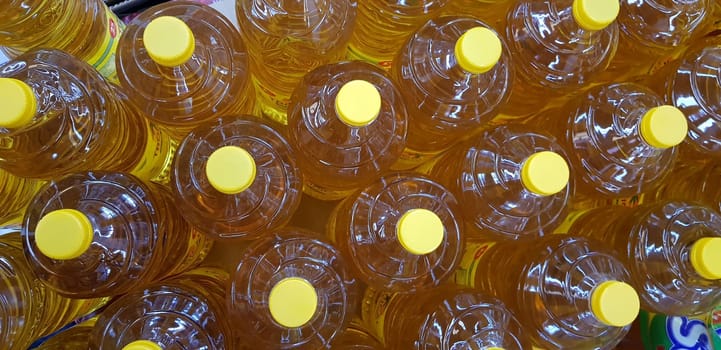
[143,16,196,67]
[268,277,318,328]
[396,209,445,255]
[590,280,640,327]
[639,105,688,149]
[122,340,163,350]
[205,146,257,195]
[572,0,620,31]
[454,27,503,74]
[0,78,37,129]
[334,80,381,127]
[520,151,570,196]
[35,209,94,260]
[690,237,721,280]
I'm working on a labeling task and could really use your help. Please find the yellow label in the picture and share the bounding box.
[552,209,592,234]
[346,44,393,70]
[609,193,644,208]
[453,241,496,287]
[130,120,178,185]
[361,288,400,343]
[168,227,214,276]
[252,77,291,125]
[85,6,124,84]
[392,147,441,171]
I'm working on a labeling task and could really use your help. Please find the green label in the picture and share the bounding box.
[639,310,713,350]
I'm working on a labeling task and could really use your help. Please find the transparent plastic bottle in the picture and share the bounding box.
[454,235,640,349]
[391,17,513,169]
[0,49,176,184]
[116,1,255,139]
[598,0,714,83]
[236,0,357,124]
[362,286,533,350]
[346,0,448,69]
[228,228,359,349]
[332,321,384,349]
[287,61,407,201]
[441,0,515,31]
[0,232,106,350]
[530,83,688,201]
[90,267,235,349]
[566,201,721,316]
[0,0,124,82]
[22,171,213,299]
[422,124,572,240]
[660,38,721,157]
[653,160,721,212]
[498,0,620,119]
[172,115,303,240]
[327,172,464,293]
[0,169,42,225]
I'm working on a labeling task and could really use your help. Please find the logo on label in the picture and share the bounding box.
[666,315,711,350]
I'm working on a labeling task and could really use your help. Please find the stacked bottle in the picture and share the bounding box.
[116,1,255,139]
[0,49,175,184]
[327,172,464,293]
[0,0,124,82]
[236,0,357,124]
[0,231,106,350]
[422,124,572,239]
[172,115,303,240]
[22,171,213,299]
[287,61,407,200]
[0,169,42,225]
[391,16,513,169]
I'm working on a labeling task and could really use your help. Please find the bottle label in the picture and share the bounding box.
[453,242,496,287]
[709,305,721,349]
[346,44,393,70]
[85,6,125,84]
[552,209,592,234]
[609,193,644,208]
[639,310,713,350]
[130,120,178,185]
[168,227,214,276]
[361,288,400,343]
[252,77,291,125]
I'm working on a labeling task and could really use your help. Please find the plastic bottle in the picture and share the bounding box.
[287,61,407,201]
[0,231,106,350]
[391,16,513,169]
[0,0,124,82]
[22,171,213,299]
[598,0,714,83]
[659,37,721,158]
[228,228,359,349]
[327,172,464,293]
[441,0,515,31]
[0,49,176,184]
[236,0,357,124]
[346,0,449,69]
[455,235,640,349]
[332,322,384,349]
[422,124,572,240]
[90,267,235,349]
[0,169,42,225]
[172,115,303,240]
[565,201,721,316]
[530,82,688,202]
[116,1,255,139]
[362,286,533,349]
[498,0,620,119]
